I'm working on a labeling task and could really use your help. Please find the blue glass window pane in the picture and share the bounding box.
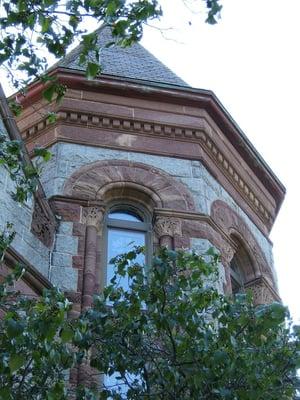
[108,211,143,222]
[107,228,145,290]
[104,372,143,397]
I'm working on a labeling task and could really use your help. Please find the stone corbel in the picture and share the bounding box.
[245,276,280,305]
[154,216,182,249]
[31,196,56,247]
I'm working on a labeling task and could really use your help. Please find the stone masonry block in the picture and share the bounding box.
[129,153,192,178]
[50,266,78,291]
[55,234,78,255]
[56,161,68,177]
[58,221,73,235]
[11,238,49,277]
[191,160,201,166]
[0,166,7,186]
[191,238,225,294]
[191,238,214,253]
[52,251,73,268]
[192,166,202,178]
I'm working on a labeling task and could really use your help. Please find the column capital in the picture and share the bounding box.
[82,206,105,231]
[154,216,182,238]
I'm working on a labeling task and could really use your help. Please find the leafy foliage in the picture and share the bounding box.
[0,132,51,203]
[0,248,299,399]
[0,280,75,400]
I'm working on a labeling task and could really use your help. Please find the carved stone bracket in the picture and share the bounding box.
[154,217,182,238]
[31,196,56,247]
[82,206,104,231]
[245,276,280,305]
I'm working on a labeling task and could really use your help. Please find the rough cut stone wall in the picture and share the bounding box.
[0,162,50,277]
[50,221,78,290]
[191,238,226,294]
[39,142,275,291]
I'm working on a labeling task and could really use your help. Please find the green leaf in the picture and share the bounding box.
[9,354,26,372]
[46,112,57,124]
[60,327,74,343]
[8,100,22,117]
[6,319,23,338]
[42,84,56,102]
[0,387,11,400]
[33,147,52,161]
[86,62,100,80]
[41,17,51,33]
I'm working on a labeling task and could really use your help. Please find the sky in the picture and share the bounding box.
[141,0,299,322]
[0,0,299,322]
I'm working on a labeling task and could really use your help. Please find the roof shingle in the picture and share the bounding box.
[57,26,188,87]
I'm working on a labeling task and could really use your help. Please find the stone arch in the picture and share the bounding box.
[64,160,196,212]
[229,233,257,285]
[210,200,275,287]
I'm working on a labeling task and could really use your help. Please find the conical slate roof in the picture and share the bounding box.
[57,26,188,87]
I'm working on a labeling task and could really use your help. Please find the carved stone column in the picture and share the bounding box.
[154,216,182,249]
[65,291,82,319]
[82,206,104,311]
[78,206,104,389]
[222,262,233,295]
[220,244,235,295]
[94,233,102,295]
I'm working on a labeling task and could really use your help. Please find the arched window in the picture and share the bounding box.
[103,205,152,290]
[230,239,253,294]
[230,254,246,294]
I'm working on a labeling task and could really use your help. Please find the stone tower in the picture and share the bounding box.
[1,27,285,319]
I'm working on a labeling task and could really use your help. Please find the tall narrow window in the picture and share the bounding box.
[105,206,151,289]
[103,206,150,393]
[230,240,253,294]
[230,255,245,294]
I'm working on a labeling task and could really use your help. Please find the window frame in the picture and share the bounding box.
[101,202,152,291]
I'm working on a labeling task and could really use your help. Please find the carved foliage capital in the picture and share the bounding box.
[82,206,104,231]
[154,217,182,238]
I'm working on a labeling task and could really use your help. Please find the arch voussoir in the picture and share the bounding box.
[64,160,195,212]
[211,200,275,288]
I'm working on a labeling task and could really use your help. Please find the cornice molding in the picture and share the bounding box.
[16,71,285,192]
[22,110,273,230]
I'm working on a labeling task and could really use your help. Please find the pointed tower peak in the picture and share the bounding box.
[56,25,188,87]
